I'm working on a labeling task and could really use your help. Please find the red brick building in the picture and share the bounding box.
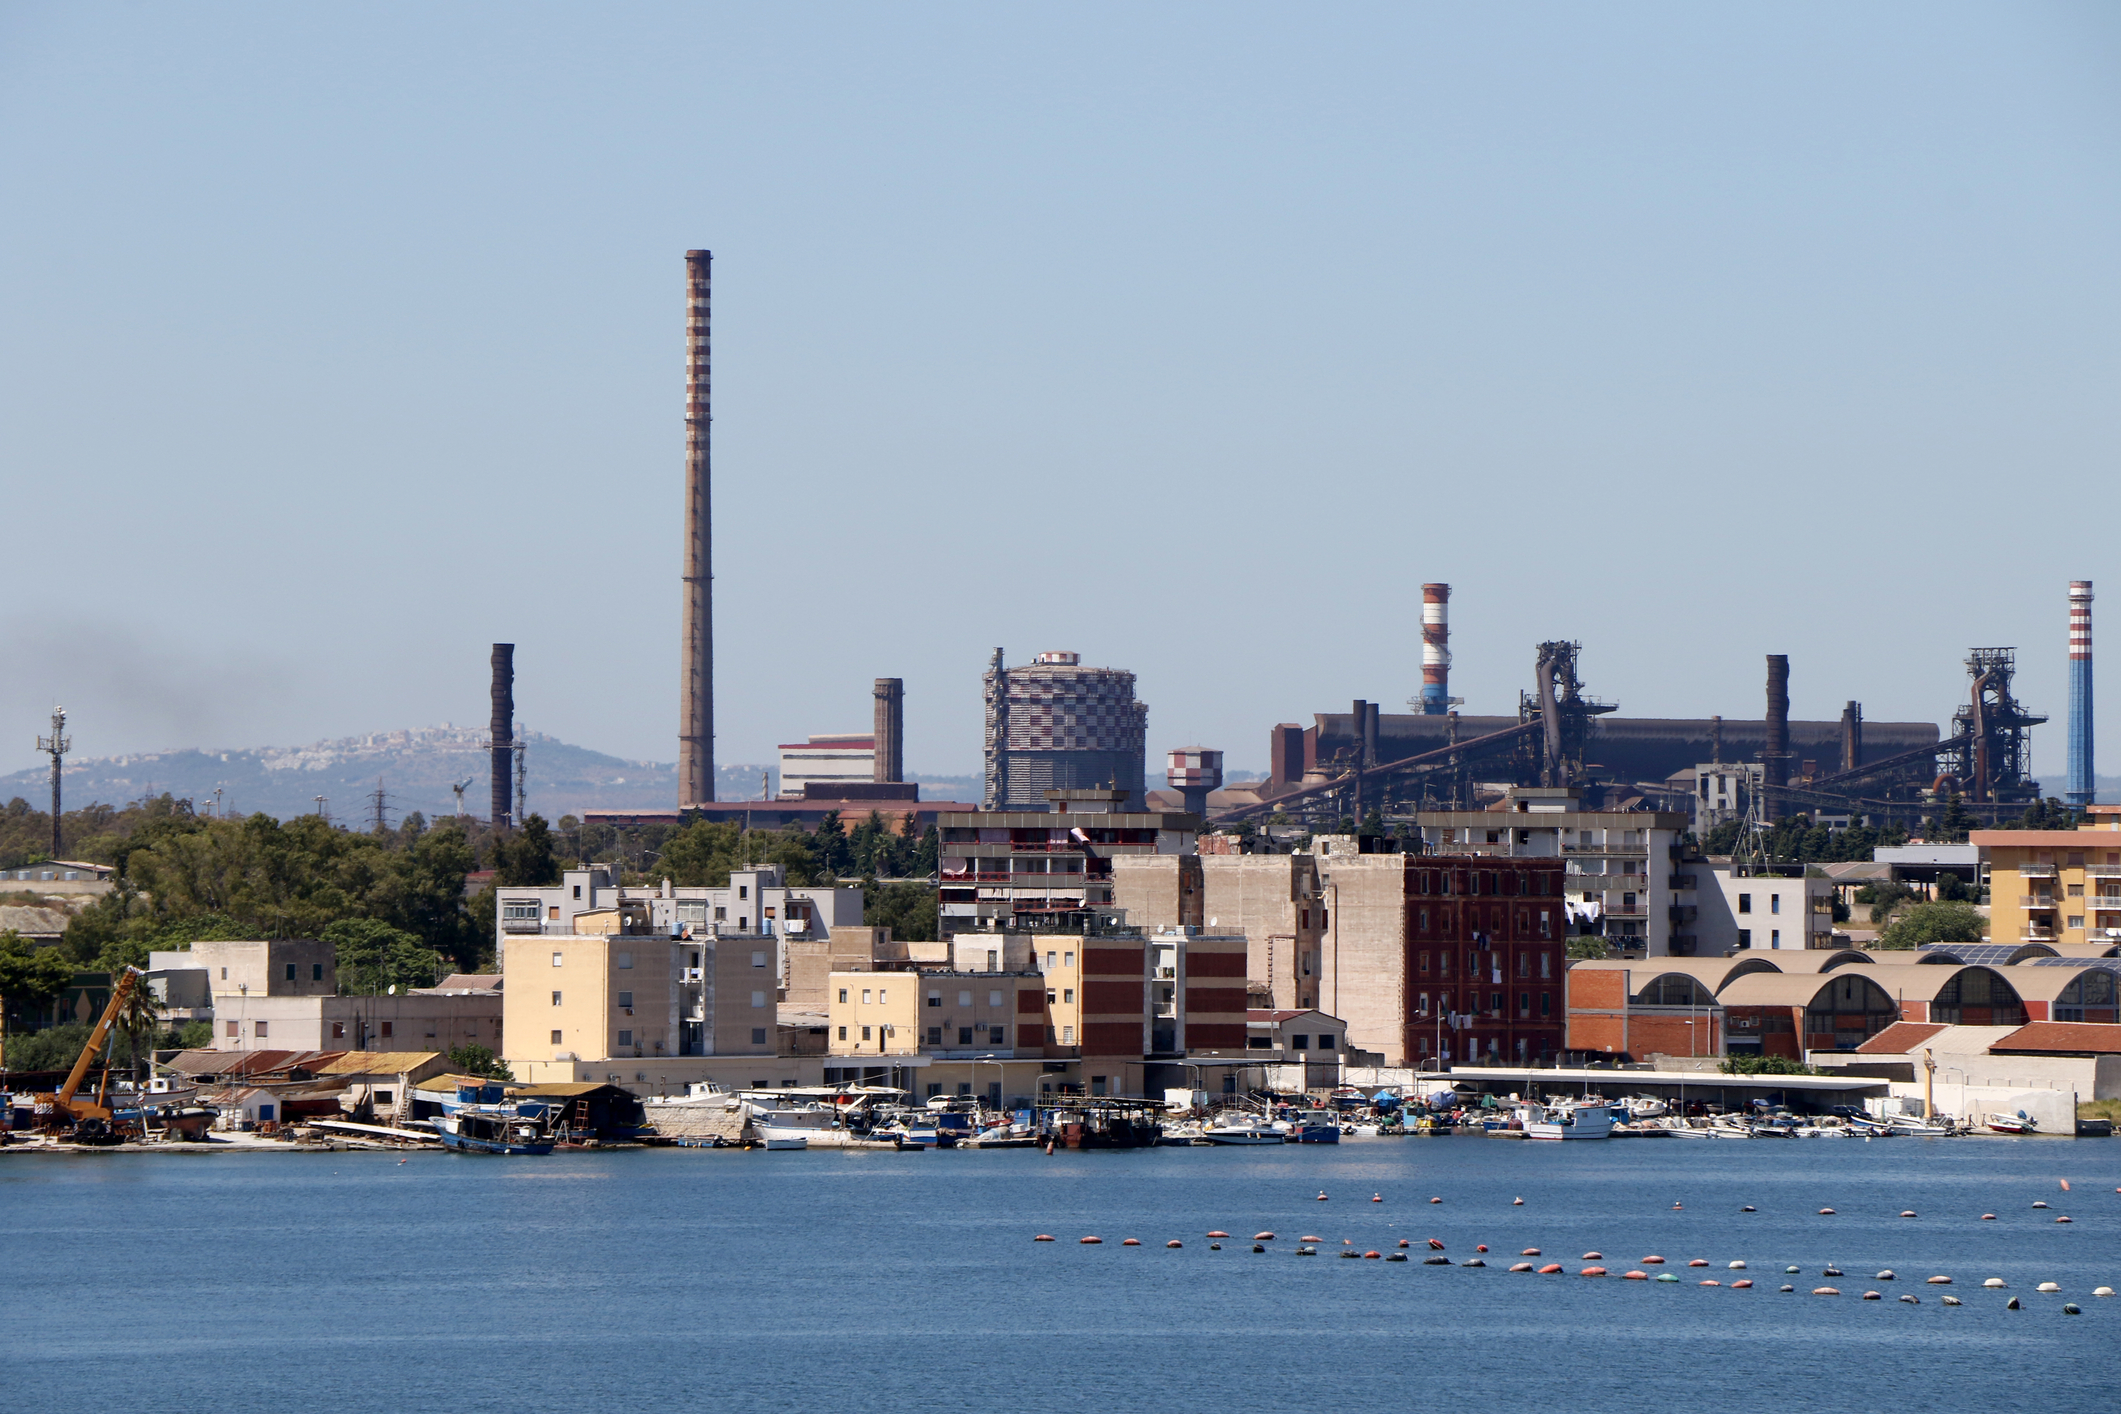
[1404,855,1569,1066]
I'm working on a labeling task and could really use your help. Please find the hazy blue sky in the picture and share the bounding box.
[4,4,2118,789]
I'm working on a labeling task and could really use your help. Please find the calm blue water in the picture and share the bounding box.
[5,1136,2117,1412]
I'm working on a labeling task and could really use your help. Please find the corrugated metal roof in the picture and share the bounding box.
[1992,1021,2121,1054]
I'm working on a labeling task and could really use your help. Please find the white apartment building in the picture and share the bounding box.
[1695,867,1836,952]
[777,733,875,798]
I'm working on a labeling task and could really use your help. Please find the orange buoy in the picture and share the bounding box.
[1687,1259,1709,1268]
[1363,1250,1381,1259]
[1081,1237,1103,1245]
[1732,1280,1754,1289]
[1672,1203,1683,1210]
[1927,1276,1953,1284]
[1623,1270,1648,1280]
[1818,1208,1836,1215]
[1255,1232,1276,1241]
[1207,1230,1229,1238]
[1582,1251,1603,1260]
[1397,1239,1410,1248]
[1034,1234,1055,1242]
[1121,1238,1141,1246]
[1522,1248,1542,1257]
[1510,1262,1535,1272]
[1900,1210,1918,1218]
[1642,1255,1665,1264]
[1581,1266,1608,1277]
[1513,1197,1524,1206]
[1699,1280,1721,1287]
[1981,1213,1997,1221]
[1428,1239,1446,1250]
[1317,1191,1329,1201]
[1537,1264,1563,1274]
[2057,1216,2073,1223]
[1861,1291,1881,1300]
[1167,1240,1183,1248]
[1303,1235,1324,1244]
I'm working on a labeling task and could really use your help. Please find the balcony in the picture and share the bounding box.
[2018,864,2057,879]
[501,916,546,933]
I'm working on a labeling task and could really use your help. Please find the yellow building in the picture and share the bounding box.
[1974,812,2121,947]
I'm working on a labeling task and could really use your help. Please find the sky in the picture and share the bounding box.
[3,4,2119,790]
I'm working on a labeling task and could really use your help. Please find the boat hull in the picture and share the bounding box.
[435,1128,554,1156]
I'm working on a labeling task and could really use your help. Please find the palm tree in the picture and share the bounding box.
[112,976,166,1086]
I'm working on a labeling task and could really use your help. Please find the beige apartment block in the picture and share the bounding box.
[152,939,338,999]
[1975,817,2121,947]
[1309,840,1413,1066]
[827,971,920,1057]
[1111,854,1325,1009]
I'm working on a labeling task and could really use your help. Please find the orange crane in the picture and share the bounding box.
[30,964,145,1137]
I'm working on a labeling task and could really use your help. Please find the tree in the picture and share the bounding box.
[659,819,744,887]
[1875,900,1985,950]
[866,882,939,942]
[1934,792,1975,845]
[1719,1053,1814,1075]
[0,930,77,1062]
[324,918,444,995]
[446,1043,513,1081]
[1856,880,1918,924]
[111,970,166,1075]
[811,812,851,878]
[493,814,560,887]
[1566,937,1609,961]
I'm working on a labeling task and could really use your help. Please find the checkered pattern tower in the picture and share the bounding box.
[981,651,1148,810]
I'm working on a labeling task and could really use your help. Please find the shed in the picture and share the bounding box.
[508,1083,644,1141]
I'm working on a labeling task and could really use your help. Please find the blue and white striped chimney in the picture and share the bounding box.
[2067,581,2094,807]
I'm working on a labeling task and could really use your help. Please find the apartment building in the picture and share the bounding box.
[1975,812,2121,947]
[1694,867,1836,952]
[937,788,1197,936]
[1111,852,1327,1009]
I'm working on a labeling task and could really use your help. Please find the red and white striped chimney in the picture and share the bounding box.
[1420,584,1451,715]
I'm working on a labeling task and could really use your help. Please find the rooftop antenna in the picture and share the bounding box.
[450,778,472,817]
[36,705,69,860]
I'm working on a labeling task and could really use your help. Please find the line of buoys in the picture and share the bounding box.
[1672,1203,1684,1210]
[1513,1197,1524,1206]
[1297,1246,1317,1257]
[1425,1256,1450,1265]
[1583,1251,1603,1260]
[1823,1266,1844,1277]
[1210,1243,1222,1250]
[1081,1236,1102,1245]
[2056,1216,2073,1223]
[1167,1240,1183,1248]
[1300,1235,1323,1243]
[2006,1297,2022,1310]
[1371,1193,1382,1203]
[1876,1270,1895,1280]
[1429,1196,1442,1204]
[1476,1244,1488,1253]
[2096,1287,2115,1297]
[1317,1191,1329,1202]
[1397,1239,1410,1248]
[1740,1206,1755,1213]
[1034,1234,1055,1242]
[1538,1263,1563,1274]
[1785,1266,1801,1274]
[1255,1231,1275,1241]
[1428,1238,1446,1250]
[1121,1238,1141,1246]
[1658,1273,1681,1284]
[1340,1250,1360,1259]
[1899,1294,1919,1305]
[1253,1244,1265,1253]
[1780,1285,1795,1292]
[2033,1201,2050,1209]
[1462,1258,1486,1268]
[1364,1250,1381,1259]
[1386,1252,1407,1262]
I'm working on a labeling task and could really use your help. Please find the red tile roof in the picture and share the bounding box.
[1990,1022,2121,1055]
[1854,1022,1949,1054]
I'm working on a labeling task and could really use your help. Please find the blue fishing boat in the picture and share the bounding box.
[433,1093,555,1155]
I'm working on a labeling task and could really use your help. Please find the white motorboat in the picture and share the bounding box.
[1985,1112,2038,1135]
[1621,1096,1669,1119]
[1888,1116,1953,1137]
[1515,1101,1613,1141]
[1202,1114,1285,1145]
[759,1131,809,1150]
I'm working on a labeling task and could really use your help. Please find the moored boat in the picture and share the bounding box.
[1985,1112,2038,1135]
[434,1101,555,1154]
[1515,1101,1613,1141]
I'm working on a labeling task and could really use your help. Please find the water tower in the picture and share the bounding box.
[1166,747,1223,817]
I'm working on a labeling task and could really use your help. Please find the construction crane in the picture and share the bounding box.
[29,965,145,1140]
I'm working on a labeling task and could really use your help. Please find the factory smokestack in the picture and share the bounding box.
[679,249,715,807]
[1839,700,1863,776]
[2069,580,2094,807]
[490,643,514,829]
[1763,655,1790,803]
[1420,584,1451,715]
[872,678,904,784]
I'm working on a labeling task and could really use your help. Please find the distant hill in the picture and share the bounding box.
[0,727,982,823]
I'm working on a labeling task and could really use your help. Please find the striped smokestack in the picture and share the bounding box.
[1420,583,1451,715]
[679,250,715,806]
[2068,580,2094,807]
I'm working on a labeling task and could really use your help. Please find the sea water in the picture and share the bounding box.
[5,1136,2115,1412]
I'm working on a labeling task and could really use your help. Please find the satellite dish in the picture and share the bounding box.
[387,984,397,995]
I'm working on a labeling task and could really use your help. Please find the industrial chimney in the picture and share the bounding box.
[1167,747,1224,817]
[2069,581,2095,807]
[678,249,715,807]
[1839,701,1863,776]
[1763,654,1790,801]
[490,643,514,829]
[872,678,904,784]
[1420,584,1451,715]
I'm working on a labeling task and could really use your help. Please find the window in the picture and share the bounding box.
[1540,991,1552,1018]
[958,1027,974,1045]
[1063,1026,1074,1043]
[861,1026,872,1041]
[839,988,849,1003]
[331,1022,345,1039]
[255,1021,269,1037]
[552,991,563,1006]
[373,1090,392,1106]
[1418,992,1430,1015]
[573,884,582,899]
[285,963,297,981]
[618,1029,632,1046]
[958,990,973,1006]
[617,952,634,970]
[1771,930,1780,947]
[1064,952,1074,966]
[220,967,227,980]
[1540,952,1552,979]
[927,1083,943,1098]
[1738,894,1752,914]
[1319,1033,1336,1050]
[312,963,324,981]
[1291,1034,1310,1050]
[927,1026,942,1044]
[552,953,564,968]
[227,1020,239,1037]
[714,907,726,921]
[379,1022,393,1038]
[928,991,941,1008]
[837,1026,847,1040]
[1738,929,1752,949]
[862,989,872,1004]
[738,885,748,900]
[1419,951,1430,974]
[751,1028,767,1045]
[988,990,1003,1007]
[879,989,888,1003]
[1045,951,1056,968]
[1063,989,1074,1004]
[1046,989,1056,1003]
[1770,894,1781,914]
[751,991,767,1008]
[990,1026,1006,1045]
[764,907,776,920]
[551,1029,564,1044]
[1516,953,1529,978]
[618,991,633,1008]
[2068,884,2085,898]
[1518,991,1531,1018]
[1090,1076,1107,1097]
[738,918,747,931]
[752,951,767,968]
[2069,916,2085,930]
